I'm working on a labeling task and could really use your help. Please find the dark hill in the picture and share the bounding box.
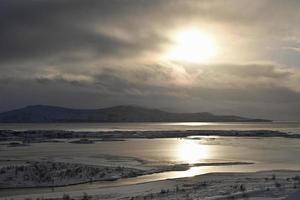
[0,105,270,123]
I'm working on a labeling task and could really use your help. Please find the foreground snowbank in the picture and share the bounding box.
[1,170,300,200]
[0,161,145,188]
[0,160,253,189]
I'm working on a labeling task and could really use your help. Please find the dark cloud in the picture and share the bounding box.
[1,62,300,120]
[0,0,169,64]
[1,0,300,120]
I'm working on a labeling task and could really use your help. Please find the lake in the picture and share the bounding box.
[0,121,300,197]
[1,136,300,197]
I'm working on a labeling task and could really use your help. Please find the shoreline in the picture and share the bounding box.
[1,169,300,200]
[0,160,253,190]
[1,129,299,142]
[1,129,299,199]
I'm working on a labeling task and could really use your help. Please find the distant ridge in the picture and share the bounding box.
[0,105,270,123]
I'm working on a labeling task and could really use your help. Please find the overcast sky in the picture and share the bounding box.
[1,0,300,120]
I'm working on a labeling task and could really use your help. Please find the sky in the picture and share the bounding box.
[1,0,300,120]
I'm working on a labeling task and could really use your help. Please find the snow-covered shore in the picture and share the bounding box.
[0,160,253,189]
[0,161,145,188]
[1,129,299,199]
[1,170,300,200]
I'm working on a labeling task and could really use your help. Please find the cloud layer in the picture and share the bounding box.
[1,0,300,120]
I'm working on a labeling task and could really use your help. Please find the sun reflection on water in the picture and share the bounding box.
[162,122,215,126]
[177,139,209,164]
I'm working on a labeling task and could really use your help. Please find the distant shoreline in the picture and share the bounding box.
[0,120,272,123]
[1,129,299,142]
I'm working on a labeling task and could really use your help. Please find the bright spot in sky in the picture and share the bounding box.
[177,139,208,164]
[165,28,218,63]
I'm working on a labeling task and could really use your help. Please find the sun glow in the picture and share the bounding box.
[177,140,209,164]
[165,28,218,63]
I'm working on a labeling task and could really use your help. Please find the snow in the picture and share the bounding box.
[1,170,300,200]
[0,129,299,199]
[0,161,145,188]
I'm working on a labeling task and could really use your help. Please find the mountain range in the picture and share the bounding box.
[0,105,270,123]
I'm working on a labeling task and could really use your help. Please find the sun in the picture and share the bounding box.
[165,28,218,63]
